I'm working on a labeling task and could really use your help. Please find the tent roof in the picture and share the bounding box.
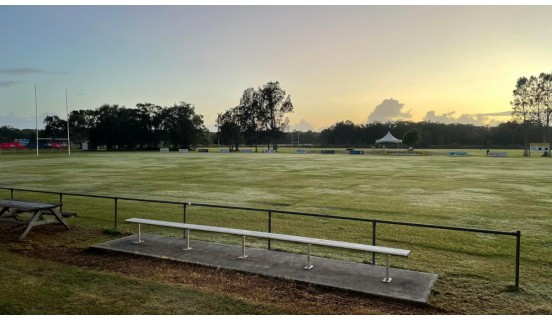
[375,131,402,144]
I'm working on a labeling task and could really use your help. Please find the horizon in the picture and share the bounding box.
[1,6,551,131]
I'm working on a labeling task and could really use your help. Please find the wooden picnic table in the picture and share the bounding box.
[0,199,70,240]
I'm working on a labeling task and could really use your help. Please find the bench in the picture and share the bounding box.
[125,218,410,283]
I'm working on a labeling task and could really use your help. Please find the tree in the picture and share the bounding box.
[237,88,265,152]
[136,103,163,149]
[68,110,92,149]
[217,109,242,151]
[402,128,422,147]
[539,72,552,155]
[88,104,122,150]
[43,115,67,139]
[160,102,208,149]
[320,120,361,146]
[260,81,293,151]
[511,77,532,156]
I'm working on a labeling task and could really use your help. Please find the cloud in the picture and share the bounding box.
[291,119,315,131]
[367,98,412,123]
[0,113,36,129]
[0,68,43,75]
[424,110,511,126]
[0,68,69,75]
[480,111,512,117]
[0,112,52,129]
[0,81,20,88]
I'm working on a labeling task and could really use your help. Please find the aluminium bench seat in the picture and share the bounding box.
[125,217,410,282]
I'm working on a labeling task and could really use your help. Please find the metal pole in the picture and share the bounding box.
[515,230,521,289]
[65,89,71,156]
[304,244,314,270]
[35,85,38,157]
[59,193,63,213]
[183,203,188,223]
[383,254,392,283]
[183,229,191,250]
[239,236,247,259]
[183,203,188,239]
[10,188,13,200]
[113,198,118,230]
[133,224,144,243]
[268,211,272,250]
[372,221,377,265]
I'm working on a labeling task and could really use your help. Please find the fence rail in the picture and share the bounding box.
[0,186,521,289]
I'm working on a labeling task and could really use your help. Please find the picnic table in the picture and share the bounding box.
[0,199,70,240]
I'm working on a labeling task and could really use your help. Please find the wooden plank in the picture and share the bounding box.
[125,218,410,257]
[0,199,60,211]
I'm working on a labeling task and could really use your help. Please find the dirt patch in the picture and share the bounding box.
[2,225,445,314]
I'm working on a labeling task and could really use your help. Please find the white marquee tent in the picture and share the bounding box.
[375,131,402,148]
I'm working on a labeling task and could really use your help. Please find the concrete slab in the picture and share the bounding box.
[91,234,438,303]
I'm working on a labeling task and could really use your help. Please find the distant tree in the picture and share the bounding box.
[160,102,208,149]
[260,81,293,151]
[511,77,532,156]
[88,104,122,150]
[402,128,422,147]
[538,72,552,155]
[43,115,67,139]
[237,87,265,152]
[0,125,17,142]
[217,109,242,151]
[136,103,164,149]
[320,120,361,146]
[68,110,91,149]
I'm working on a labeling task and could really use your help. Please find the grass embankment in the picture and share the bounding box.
[0,150,551,314]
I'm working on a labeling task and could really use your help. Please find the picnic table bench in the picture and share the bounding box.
[126,218,410,283]
[0,199,71,240]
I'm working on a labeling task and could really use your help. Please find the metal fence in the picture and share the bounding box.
[0,186,521,289]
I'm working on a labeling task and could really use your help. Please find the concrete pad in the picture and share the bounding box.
[91,234,438,303]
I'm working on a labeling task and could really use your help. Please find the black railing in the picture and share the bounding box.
[0,186,521,289]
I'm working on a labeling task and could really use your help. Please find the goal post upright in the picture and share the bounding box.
[66,89,71,156]
[35,85,38,157]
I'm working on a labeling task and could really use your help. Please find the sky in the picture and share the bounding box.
[1,5,551,131]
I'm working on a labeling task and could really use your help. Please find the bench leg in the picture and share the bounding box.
[304,244,314,270]
[133,224,144,244]
[238,236,248,259]
[18,211,43,241]
[383,254,392,283]
[182,229,192,251]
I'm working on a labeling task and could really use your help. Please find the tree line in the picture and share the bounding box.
[511,72,552,155]
[1,118,542,150]
[316,120,540,148]
[1,74,551,151]
[68,102,209,150]
[216,81,293,151]
[0,102,209,150]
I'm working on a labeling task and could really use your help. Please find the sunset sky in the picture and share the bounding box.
[1,5,551,131]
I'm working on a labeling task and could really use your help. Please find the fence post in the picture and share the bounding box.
[372,220,377,265]
[113,198,118,230]
[183,203,188,239]
[59,193,63,213]
[10,188,14,200]
[268,211,272,250]
[515,230,521,290]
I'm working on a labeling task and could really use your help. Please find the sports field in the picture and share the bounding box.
[0,150,551,314]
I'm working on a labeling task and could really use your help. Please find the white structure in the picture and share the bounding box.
[375,131,402,148]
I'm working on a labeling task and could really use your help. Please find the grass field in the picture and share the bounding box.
[0,149,551,314]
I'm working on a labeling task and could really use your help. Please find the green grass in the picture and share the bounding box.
[0,250,280,314]
[0,149,551,314]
